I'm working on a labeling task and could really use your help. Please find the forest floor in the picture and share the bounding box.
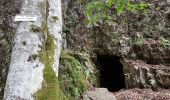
[114,88,170,100]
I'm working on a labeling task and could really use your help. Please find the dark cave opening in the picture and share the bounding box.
[97,55,126,92]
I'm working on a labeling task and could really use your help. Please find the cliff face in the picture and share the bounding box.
[0,0,170,99]
[1,0,63,99]
[62,0,170,89]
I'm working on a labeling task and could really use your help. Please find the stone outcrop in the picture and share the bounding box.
[0,0,22,99]
[82,88,117,100]
[122,59,170,89]
[3,0,63,99]
[0,0,170,99]
[62,0,170,90]
[3,0,46,99]
[63,0,170,55]
[130,40,170,64]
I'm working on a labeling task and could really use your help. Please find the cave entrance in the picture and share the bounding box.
[97,55,125,92]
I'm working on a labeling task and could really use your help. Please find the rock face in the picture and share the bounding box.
[82,88,117,100]
[63,0,170,55]
[122,39,170,88]
[3,0,62,99]
[47,0,62,76]
[3,0,45,99]
[0,0,169,99]
[0,30,11,99]
[131,41,170,64]
[122,60,170,89]
[0,0,22,98]
[62,0,170,90]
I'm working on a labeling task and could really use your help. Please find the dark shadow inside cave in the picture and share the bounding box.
[97,54,125,92]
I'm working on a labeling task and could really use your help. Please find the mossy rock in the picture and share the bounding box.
[34,28,67,100]
[59,50,99,99]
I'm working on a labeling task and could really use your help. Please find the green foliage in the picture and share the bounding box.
[62,27,71,33]
[86,0,150,24]
[59,50,95,99]
[59,50,87,99]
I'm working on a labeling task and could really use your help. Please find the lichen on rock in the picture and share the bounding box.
[0,0,22,99]
[34,32,67,100]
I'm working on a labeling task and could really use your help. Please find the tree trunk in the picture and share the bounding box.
[3,0,62,99]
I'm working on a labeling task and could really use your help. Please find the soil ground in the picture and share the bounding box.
[113,88,170,100]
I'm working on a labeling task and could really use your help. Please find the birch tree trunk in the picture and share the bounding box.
[3,0,62,99]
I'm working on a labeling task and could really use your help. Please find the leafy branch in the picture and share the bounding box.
[85,0,150,24]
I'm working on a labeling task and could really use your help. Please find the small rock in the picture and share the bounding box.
[82,88,117,100]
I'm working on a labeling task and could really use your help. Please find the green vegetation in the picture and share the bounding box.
[34,1,67,99]
[160,37,170,45]
[131,34,144,45]
[34,20,67,100]
[62,27,71,33]
[52,16,59,21]
[30,24,41,33]
[34,33,67,100]
[59,50,98,99]
[59,50,87,99]
[86,0,150,24]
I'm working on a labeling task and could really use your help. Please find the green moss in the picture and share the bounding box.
[34,34,67,100]
[52,16,59,21]
[30,24,41,32]
[34,20,67,99]
[34,1,67,99]
[62,27,71,33]
[34,59,66,100]
[59,50,90,99]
